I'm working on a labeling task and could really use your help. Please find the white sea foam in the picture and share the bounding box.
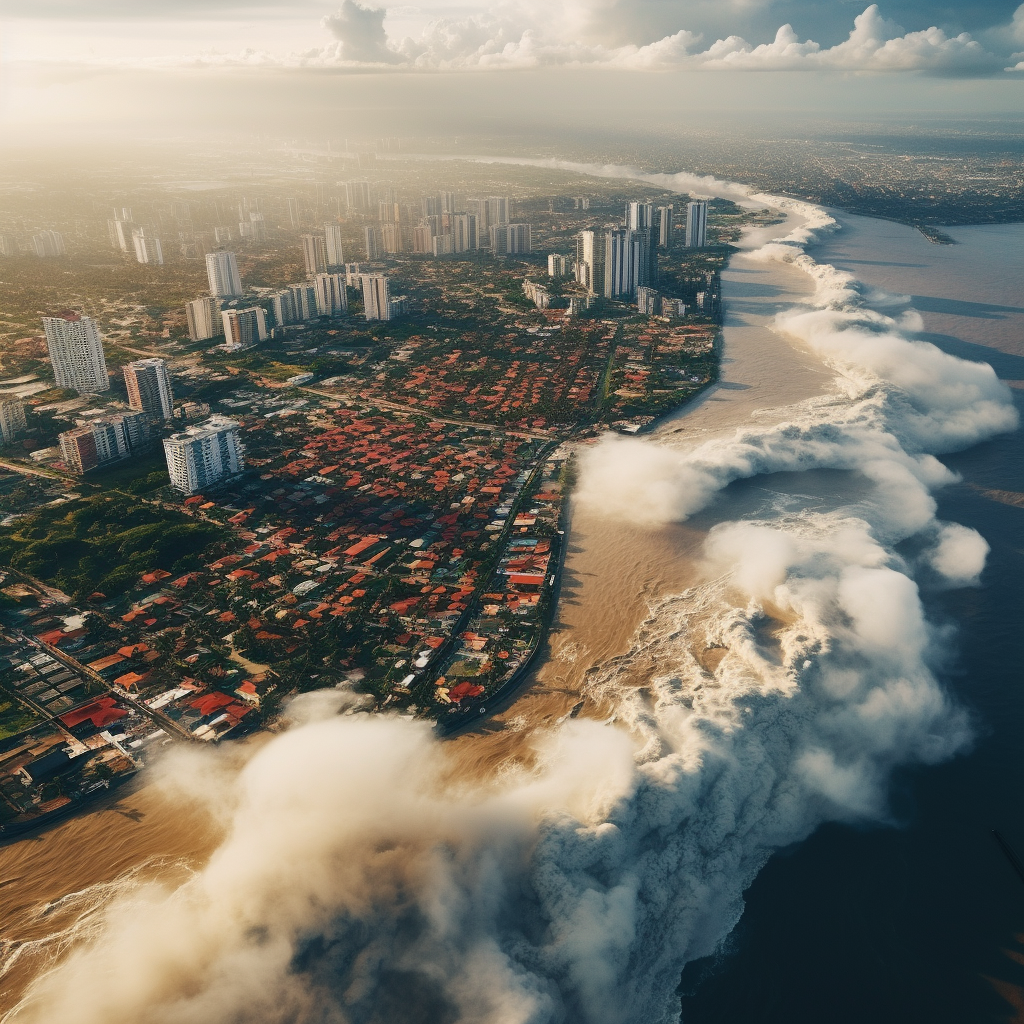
[6,163,1017,1024]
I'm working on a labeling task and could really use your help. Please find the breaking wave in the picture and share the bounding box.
[4,165,1017,1024]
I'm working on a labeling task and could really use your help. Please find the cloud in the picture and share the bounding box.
[295,2,1005,73]
[321,0,402,63]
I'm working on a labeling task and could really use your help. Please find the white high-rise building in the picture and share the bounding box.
[42,313,109,394]
[0,234,18,256]
[345,181,372,212]
[221,307,268,350]
[506,223,531,254]
[685,201,708,248]
[467,199,490,233]
[269,284,317,326]
[324,223,345,268]
[162,416,244,494]
[0,398,27,445]
[32,231,66,258]
[575,230,604,295]
[313,273,348,317]
[132,229,164,265]
[657,205,674,248]
[452,214,478,253]
[206,251,243,297]
[604,229,650,299]
[548,253,569,277]
[301,234,328,277]
[58,412,149,475]
[625,202,654,230]
[186,296,223,342]
[123,358,174,420]
[360,274,391,321]
[636,286,660,315]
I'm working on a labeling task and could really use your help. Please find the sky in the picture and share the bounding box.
[1,0,1023,137]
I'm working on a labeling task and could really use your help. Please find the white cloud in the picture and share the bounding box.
[293,2,1002,73]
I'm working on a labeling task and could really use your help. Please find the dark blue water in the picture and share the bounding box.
[681,217,1024,1023]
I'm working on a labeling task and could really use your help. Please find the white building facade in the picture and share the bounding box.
[42,313,109,394]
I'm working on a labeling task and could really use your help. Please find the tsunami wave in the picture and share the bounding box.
[2,164,1017,1024]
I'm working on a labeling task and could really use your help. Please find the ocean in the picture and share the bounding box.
[680,215,1024,1023]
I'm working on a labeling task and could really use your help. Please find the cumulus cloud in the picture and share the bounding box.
[295,2,1005,72]
[925,522,990,586]
[321,0,402,63]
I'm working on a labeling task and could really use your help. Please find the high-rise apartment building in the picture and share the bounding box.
[364,226,381,260]
[214,226,233,245]
[132,229,163,265]
[324,223,345,268]
[625,202,654,230]
[548,254,570,277]
[685,201,708,248]
[412,225,434,254]
[378,201,401,224]
[489,223,531,255]
[269,284,317,326]
[360,275,392,321]
[452,214,478,253]
[657,205,674,247]
[162,416,243,494]
[287,198,301,228]
[301,234,328,278]
[575,230,604,295]
[123,358,174,420]
[0,398,27,445]
[33,231,66,258]
[487,197,510,226]
[221,307,268,350]
[467,199,490,233]
[42,313,109,394]
[636,286,660,315]
[575,229,650,299]
[206,251,243,297]
[313,273,348,317]
[0,234,18,257]
[381,223,403,254]
[345,181,372,212]
[186,296,223,342]
[440,192,458,214]
[432,235,453,256]
[605,229,651,299]
[58,412,149,475]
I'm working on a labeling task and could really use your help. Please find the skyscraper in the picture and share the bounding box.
[206,251,243,297]
[412,225,435,254]
[685,201,708,248]
[269,284,317,326]
[625,202,654,230]
[381,223,403,254]
[364,226,381,260]
[548,254,570,277]
[221,307,268,350]
[301,235,328,278]
[487,197,510,226]
[123,358,174,420]
[345,181,372,212]
[287,198,301,228]
[467,199,490,233]
[313,273,348,317]
[32,231,66,258]
[186,296,223,342]
[360,275,392,321]
[452,214,478,253]
[0,398,27,445]
[324,223,345,268]
[132,229,163,265]
[575,230,605,296]
[657,205,674,248]
[162,416,244,494]
[42,313,109,394]
[58,413,149,474]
